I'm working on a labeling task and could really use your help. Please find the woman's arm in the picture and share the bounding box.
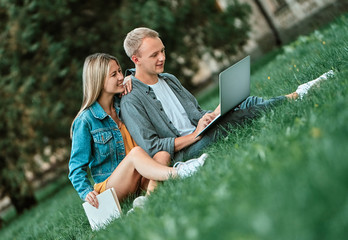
[68,117,95,201]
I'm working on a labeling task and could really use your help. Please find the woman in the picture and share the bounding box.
[68,53,207,209]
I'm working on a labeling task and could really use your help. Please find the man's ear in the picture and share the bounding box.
[131,55,139,64]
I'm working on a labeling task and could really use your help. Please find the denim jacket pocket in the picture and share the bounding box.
[92,131,113,157]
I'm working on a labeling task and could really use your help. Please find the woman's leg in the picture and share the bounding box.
[106,147,175,201]
[141,151,171,195]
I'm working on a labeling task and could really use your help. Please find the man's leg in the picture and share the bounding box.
[237,95,286,110]
[283,70,335,100]
[173,102,262,162]
[294,70,334,99]
[173,96,286,162]
[173,128,219,163]
[174,70,335,162]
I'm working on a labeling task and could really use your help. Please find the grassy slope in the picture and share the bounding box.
[1,14,347,240]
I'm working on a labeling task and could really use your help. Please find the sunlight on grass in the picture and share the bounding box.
[1,14,348,240]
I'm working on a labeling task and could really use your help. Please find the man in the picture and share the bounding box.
[120,27,333,162]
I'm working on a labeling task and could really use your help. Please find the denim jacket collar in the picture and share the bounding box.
[89,97,121,119]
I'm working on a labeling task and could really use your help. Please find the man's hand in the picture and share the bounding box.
[192,112,216,140]
[213,104,221,116]
[121,75,132,96]
[85,190,99,208]
[203,112,218,124]
[174,105,221,151]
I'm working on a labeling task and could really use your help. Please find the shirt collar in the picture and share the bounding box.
[127,68,169,95]
[89,96,121,119]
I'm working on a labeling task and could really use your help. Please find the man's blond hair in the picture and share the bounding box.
[123,27,159,58]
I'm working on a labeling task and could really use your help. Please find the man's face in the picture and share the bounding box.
[135,37,165,75]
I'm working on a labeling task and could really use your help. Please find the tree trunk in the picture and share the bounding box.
[1,154,38,215]
[253,0,282,46]
[7,182,37,214]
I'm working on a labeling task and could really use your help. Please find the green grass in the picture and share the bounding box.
[1,14,348,240]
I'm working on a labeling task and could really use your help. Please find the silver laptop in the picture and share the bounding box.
[195,55,250,138]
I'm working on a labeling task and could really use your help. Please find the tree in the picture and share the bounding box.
[0,0,122,214]
[0,0,251,215]
[118,0,251,89]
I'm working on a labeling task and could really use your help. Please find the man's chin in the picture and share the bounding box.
[156,67,164,74]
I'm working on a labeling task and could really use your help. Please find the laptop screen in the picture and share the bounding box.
[219,55,250,115]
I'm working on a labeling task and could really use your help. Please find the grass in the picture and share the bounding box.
[1,14,348,240]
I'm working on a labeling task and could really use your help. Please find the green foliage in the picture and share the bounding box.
[0,0,123,212]
[118,0,251,88]
[1,13,347,240]
[0,0,251,212]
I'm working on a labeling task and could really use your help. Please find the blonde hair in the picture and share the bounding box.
[70,53,120,138]
[123,27,159,58]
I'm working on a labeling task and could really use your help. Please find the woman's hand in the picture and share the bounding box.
[85,190,99,208]
[121,76,132,96]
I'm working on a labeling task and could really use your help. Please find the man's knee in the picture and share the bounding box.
[229,107,262,123]
[153,151,171,165]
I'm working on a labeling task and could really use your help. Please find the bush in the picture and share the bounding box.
[0,0,251,214]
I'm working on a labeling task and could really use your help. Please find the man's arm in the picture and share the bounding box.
[121,73,220,156]
[173,103,221,151]
[121,97,176,157]
[173,115,212,151]
[121,95,216,156]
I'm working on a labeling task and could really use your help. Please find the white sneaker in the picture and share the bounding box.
[126,195,147,215]
[296,70,334,99]
[132,196,147,209]
[173,153,208,178]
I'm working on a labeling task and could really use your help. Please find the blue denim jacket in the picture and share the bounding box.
[68,98,126,200]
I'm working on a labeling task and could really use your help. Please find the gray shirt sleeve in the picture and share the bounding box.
[120,72,209,159]
[120,96,175,157]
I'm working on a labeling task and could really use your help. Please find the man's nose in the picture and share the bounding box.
[159,52,165,61]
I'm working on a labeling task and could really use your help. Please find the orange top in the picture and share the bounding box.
[118,122,137,154]
[94,122,137,194]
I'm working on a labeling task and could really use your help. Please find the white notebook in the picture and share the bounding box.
[82,187,122,231]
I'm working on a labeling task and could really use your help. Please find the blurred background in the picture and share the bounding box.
[0,0,347,227]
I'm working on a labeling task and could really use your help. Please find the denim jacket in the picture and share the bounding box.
[68,98,125,201]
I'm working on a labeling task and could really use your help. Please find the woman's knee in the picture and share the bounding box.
[128,146,146,157]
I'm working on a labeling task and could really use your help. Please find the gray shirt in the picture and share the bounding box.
[150,77,196,136]
[120,70,209,158]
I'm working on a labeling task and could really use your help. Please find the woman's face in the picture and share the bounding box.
[103,60,124,94]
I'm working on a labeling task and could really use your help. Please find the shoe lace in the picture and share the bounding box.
[173,159,198,169]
